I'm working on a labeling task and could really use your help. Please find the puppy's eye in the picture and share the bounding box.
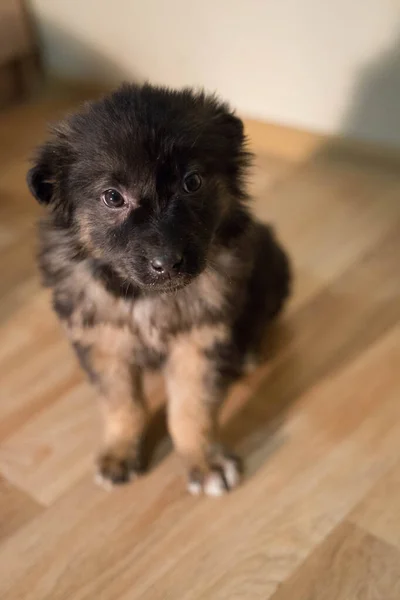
[183,172,202,193]
[102,189,125,208]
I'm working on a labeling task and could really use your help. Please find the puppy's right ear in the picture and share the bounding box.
[26,144,56,205]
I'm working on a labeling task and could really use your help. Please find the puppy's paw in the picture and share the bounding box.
[187,454,242,497]
[96,445,142,489]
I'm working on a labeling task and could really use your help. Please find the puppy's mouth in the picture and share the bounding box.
[141,275,194,294]
[116,253,207,295]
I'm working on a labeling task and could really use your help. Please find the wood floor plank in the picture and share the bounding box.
[0,382,97,505]
[270,521,400,600]
[254,156,400,312]
[0,373,167,504]
[0,476,42,542]
[350,461,400,551]
[0,334,80,444]
[0,288,83,442]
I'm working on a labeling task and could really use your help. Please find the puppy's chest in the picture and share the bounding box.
[101,292,190,364]
[75,267,229,366]
[131,295,179,351]
[72,274,180,361]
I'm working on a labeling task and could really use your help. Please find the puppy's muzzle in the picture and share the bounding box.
[149,251,184,280]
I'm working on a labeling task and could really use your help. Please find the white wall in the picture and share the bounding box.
[28,0,400,147]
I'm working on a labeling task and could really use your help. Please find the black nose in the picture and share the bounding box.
[150,253,183,277]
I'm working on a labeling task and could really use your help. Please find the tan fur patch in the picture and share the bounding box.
[165,324,229,468]
[67,320,147,450]
[195,269,228,314]
[98,367,147,449]
[132,295,168,353]
[64,263,132,329]
[77,212,100,257]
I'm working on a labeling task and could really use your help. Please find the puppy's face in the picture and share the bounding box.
[28,84,249,292]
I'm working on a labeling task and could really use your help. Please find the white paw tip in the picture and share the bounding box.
[187,480,202,496]
[223,459,241,489]
[94,472,114,492]
[204,472,227,497]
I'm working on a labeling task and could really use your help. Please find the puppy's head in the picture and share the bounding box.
[28,84,250,292]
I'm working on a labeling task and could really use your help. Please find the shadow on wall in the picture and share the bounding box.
[35,20,132,87]
[335,32,400,149]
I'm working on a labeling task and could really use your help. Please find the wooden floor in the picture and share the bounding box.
[1,88,400,600]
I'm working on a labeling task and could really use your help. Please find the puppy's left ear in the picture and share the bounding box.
[218,111,245,145]
[223,113,244,142]
[27,143,57,205]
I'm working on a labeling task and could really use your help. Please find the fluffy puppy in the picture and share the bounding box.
[27,83,291,496]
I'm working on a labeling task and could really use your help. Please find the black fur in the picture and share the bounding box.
[27,84,291,479]
[30,84,250,293]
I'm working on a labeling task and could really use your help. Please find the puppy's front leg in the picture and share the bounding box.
[165,325,241,497]
[71,325,148,487]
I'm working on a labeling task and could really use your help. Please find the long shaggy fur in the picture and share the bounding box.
[27,83,291,494]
